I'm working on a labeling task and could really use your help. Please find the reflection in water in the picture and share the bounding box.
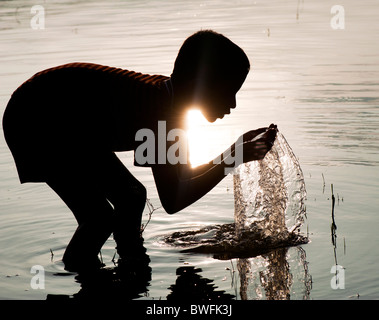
[164,228,311,299]
[258,249,292,300]
[237,246,312,300]
[329,183,346,291]
[331,184,338,265]
[167,266,234,301]
[47,253,152,301]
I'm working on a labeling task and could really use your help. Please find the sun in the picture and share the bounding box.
[186,107,238,168]
[186,108,215,167]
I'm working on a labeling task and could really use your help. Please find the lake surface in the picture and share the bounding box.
[1,0,378,300]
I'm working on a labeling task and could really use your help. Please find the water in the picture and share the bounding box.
[232,132,309,299]
[165,131,308,258]
[1,0,379,300]
[234,131,307,236]
[165,131,310,299]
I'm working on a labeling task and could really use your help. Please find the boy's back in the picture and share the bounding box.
[3,62,170,183]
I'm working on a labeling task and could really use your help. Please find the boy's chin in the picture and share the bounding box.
[204,112,223,122]
[205,115,218,123]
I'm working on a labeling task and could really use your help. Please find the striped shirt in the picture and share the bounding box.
[3,63,173,183]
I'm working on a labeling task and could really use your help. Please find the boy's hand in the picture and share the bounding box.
[237,124,278,163]
[240,124,277,142]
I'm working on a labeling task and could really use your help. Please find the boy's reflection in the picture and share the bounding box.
[47,246,311,301]
[47,249,152,301]
[167,266,234,301]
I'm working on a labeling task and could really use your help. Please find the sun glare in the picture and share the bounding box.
[186,109,215,167]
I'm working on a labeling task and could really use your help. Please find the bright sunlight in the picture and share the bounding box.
[186,109,218,167]
[186,108,242,168]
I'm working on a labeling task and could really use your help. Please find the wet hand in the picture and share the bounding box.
[240,124,277,143]
[238,124,277,162]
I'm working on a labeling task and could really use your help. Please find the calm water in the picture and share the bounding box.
[1,0,379,300]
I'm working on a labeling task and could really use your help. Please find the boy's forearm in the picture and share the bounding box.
[169,146,237,212]
[180,141,237,179]
[153,142,239,214]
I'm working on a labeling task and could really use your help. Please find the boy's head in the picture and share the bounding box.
[171,30,250,122]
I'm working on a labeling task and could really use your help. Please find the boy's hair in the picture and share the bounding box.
[171,30,250,88]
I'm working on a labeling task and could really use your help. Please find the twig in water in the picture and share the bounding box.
[229,259,238,298]
[50,249,54,262]
[111,252,117,266]
[331,184,336,232]
[344,237,346,255]
[230,260,236,288]
[141,198,161,233]
[330,184,338,266]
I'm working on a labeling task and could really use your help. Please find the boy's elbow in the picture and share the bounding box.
[158,181,196,214]
[154,167,190,214]
[161,198,181,215]
[164,206,180,215]
[159,187,187,214]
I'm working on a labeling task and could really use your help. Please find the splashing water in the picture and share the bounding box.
[164,131,308,259]
[234,131,307,239]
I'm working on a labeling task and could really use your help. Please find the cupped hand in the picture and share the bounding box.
[237,124,278,163]
[240,124,277,143]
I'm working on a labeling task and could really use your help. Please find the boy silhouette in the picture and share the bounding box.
[3,30,276,273]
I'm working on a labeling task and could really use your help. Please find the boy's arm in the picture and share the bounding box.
[152,126,276,214]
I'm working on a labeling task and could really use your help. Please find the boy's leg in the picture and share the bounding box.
[47,170,114,272]
[46,152,147,271]
[97,153,147,259]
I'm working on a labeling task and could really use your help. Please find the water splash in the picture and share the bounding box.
[234,131,307,239]
[164,131,308,259]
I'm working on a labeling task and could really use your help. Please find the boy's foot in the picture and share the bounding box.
[63,255,105,273]
[116,241,151,279]
[114,233,151,279]
[116,255,152,282]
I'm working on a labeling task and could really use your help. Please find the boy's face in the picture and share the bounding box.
[196,75,240,123]
[200,92,236,122]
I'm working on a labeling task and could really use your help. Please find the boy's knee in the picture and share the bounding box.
[112,182,146,211]
[132,183,147,205]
